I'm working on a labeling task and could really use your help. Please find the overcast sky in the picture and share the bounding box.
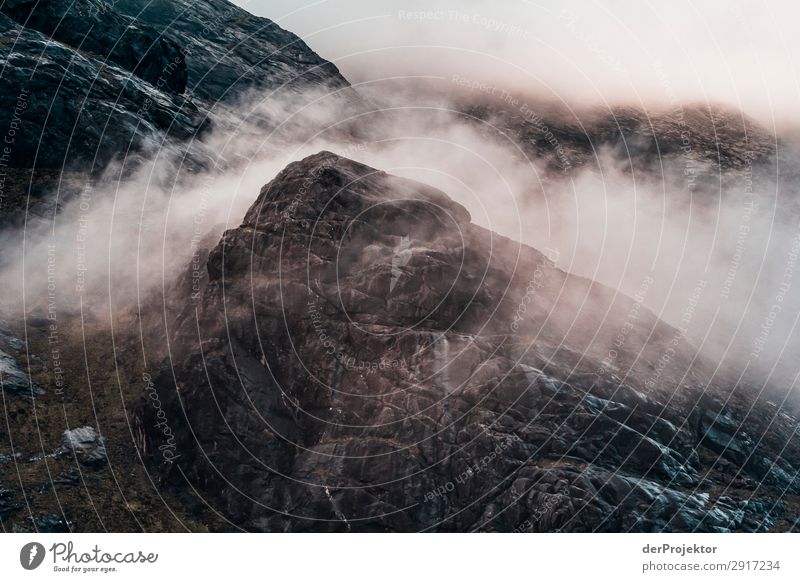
[232,0,800,129]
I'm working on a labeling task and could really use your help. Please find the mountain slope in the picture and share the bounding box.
[134,152,800,532]
[114,0,352,103]
[0,0,354,225]
[459,94,776,177]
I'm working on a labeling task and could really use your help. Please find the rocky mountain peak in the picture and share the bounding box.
[2,0,799,536]
[129,153,800,532]
[242,150,472,230]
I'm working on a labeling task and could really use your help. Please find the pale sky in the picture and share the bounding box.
[232,0,800,129]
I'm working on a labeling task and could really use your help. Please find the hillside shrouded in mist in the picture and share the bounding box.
[1,0,799,536]
[246,0,800,129]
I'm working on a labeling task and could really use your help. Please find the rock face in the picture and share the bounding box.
[1,0,189,94]
[0,348,43,399]
[0,0,353,223]
[60,426,108,468]
[114,0,352,103]
[136,152,800,532]
[0,10,207,173]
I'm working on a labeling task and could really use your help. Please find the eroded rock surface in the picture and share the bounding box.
[60,426,108,468]
[0,0,355,224]
[0,348,43,399]
[136,152,800,532]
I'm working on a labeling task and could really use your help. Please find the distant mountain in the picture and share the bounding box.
[458,94,777,177]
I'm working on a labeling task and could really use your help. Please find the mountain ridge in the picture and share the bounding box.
[131,151,800,532]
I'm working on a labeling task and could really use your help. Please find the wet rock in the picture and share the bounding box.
[0,329,24,352]
[740,499,782,532]
[0,349,44,398]
[14,514,72,533]
[114,0,353,103]
[0,485,21,521]
[696,407,753,463]
[134,153,800,532]
[1,0,188,94]
[60,427,108,467]
[0,0,356,224]
[0,12,208,177]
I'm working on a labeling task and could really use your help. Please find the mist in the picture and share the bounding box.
[241,0,800,131]
[2,1,800,399]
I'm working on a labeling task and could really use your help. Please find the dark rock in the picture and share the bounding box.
[1,0,188,94]
[0,348,44,398]
[55,465,82,487]
[0,0,356,225]
[15,514,72,533]
[0,485,21,521]
[462,98,776,177]
[0,330,24,352]
[60,426,108,467]
[114,0,353,103]
[0,12,208,174]
[33,465,82,492]
[133,152,800,531]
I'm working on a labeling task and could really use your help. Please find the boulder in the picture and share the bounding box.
[60,426,108,467]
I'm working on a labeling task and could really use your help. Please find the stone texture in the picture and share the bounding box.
[60,426,108,467]
[0,348,43,399]
[135,152,800,532]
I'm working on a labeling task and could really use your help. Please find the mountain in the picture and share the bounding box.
[1,0,190,94]
[133,152,800,531]
[113,0,352,103]
[458,94,777,178]
[1,0,797,535]
[0,0,354,225]
[0,0,357,532]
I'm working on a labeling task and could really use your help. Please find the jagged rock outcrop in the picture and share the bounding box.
[1,0,189,94]
[0,345,43,399]
[0,10,208,173]
[114,0,352,103]
[136,152,800,532]
[0,0,355,224]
